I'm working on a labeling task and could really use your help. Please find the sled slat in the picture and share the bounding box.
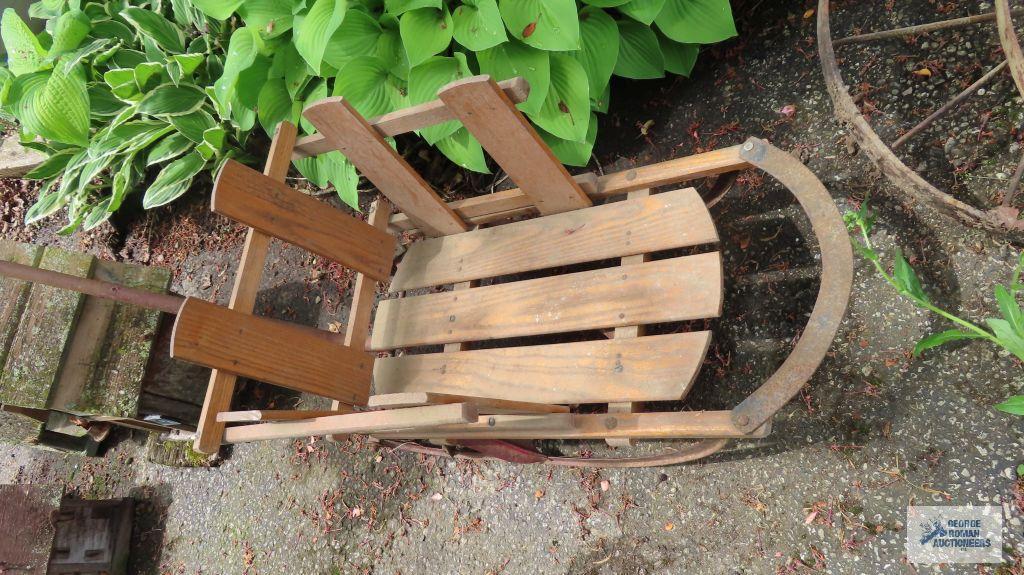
[223,403,478,443]
[438,76,591,215]
[172,298,372,405]
[371,253,722,350]
[213,160,395,281]
[292,77,529,158]
[368,392,569,414]
[303,98,468,237]
[373,331,711,404]
[374,410,771,440]
[391,188,717,291]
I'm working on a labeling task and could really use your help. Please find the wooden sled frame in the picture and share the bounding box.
[0,76,853,468]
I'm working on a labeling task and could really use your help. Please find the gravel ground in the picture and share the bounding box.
[2,1,1024,574]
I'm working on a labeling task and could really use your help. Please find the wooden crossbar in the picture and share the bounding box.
[374,410,771,440]
[223,403,479,443]
[213,160,396,281]
[438,75,592,215]
[217,408,353,423]
[292,77,529,159]
[172,298,373,405]
[193,122,297,455]
[303,98,469,237]
[387,146,752,233]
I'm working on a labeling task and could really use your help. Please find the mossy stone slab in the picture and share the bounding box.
[0,247,94,408]
[0,240,44,374]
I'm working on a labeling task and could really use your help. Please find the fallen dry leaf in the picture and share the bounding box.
[665,522,675,531]
[803,8,815,18]
[600,480,610,492]
[912,68,932,77]
[535,489,545,499]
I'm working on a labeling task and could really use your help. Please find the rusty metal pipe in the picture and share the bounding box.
[0,259,184,314]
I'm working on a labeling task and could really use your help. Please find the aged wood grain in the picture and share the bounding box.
[390,187,717,291]
[171,298,373,405]
[371,253,723,350]
[373,331,712,404]
[368,392,569,414]
[0,240,43,376]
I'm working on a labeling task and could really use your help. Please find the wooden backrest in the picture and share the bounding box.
[299,75,595,237]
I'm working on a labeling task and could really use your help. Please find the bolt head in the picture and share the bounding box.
[742,142,754,151]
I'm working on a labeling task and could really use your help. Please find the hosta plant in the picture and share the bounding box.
[0,1,251,233]
[845,201,1024,421]
[0,0,736,231]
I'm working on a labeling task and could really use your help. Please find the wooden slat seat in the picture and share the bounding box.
[390,187,718,291]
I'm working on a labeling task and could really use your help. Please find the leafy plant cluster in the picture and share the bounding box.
[0,0,736,231]
[845,201,1024,420]
[0,1,246,233]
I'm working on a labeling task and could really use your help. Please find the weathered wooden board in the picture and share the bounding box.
[303,97,468,237]
[373,331,712,404]
[223,403,478,443]
[390,187,718,291]
[217,408,353,422]
[368,392,569,414]
[50,260,170,417]
[0,240,43,374]
[438,76,592,215]
[374,410,771,440]
[0,247,93,408]
[371,253,723,350]
[213,160,395,281]
[171,298,373,405]
[0,484,62,575]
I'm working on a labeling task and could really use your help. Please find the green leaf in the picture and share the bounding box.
[171,53,205,77]
[104,67,137,99]
[235,54,272,108]
[2,8,46,76]
[540,112,597,166]
[35,66,91,146]
[659,34,698,76]
[84,197,114,231]
[28,0,66,20]
[499,0,579,51]
[299,79,329,134]
[400,7,453,68]
[332,56,396,118]
[619,0,665,25]
[408,54,471,144]
[987,318,1024,362]
[143,150,205,208]
[893,250,929,303]
[238,0,295,38]
[58,38,109,75]
[24,148,77,179]
[48,9,91,57]
[385,0,441,16]
[574,7,618,97]
[591,81,609,112]
[531,52,588,142]
[323,8,382,70]
[435,127,488,173]
[213,27,261,113]
[294,0,349,74]
[377,23,410,79]
[121,7,186,53]
[258,78,298,134]
[476,39,549,115]
[109,151,141,211]
[137,83,206,116]
[147,132,193,165]
[912,329,986,357]
[111,48,147,69]
[655,0,736,45]
[995,285,1024,336]
[615,19,664,79]
[191,0,244,20]
[293,150,360,210]
[452,0,506,51]
[90,19,134,43]
[6,71,49,133]
[25,180,68,224]
[170,109,217,142]
[134,62,165,93]
[995,396,1024,416]
[580,0,631,6]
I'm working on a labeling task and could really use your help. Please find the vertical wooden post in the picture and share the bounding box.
[606,189,651,448]
[302,98,469,237]
[437,75,592,215]
[193,122,298,455]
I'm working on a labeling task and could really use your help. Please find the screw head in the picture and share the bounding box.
[736,414,750,426]
[742,142,754,151]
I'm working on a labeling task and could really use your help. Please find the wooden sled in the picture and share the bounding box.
[0,76,853,468]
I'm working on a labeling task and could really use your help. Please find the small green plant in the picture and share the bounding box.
[845,200,1024,420]
[1,0,736,231]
